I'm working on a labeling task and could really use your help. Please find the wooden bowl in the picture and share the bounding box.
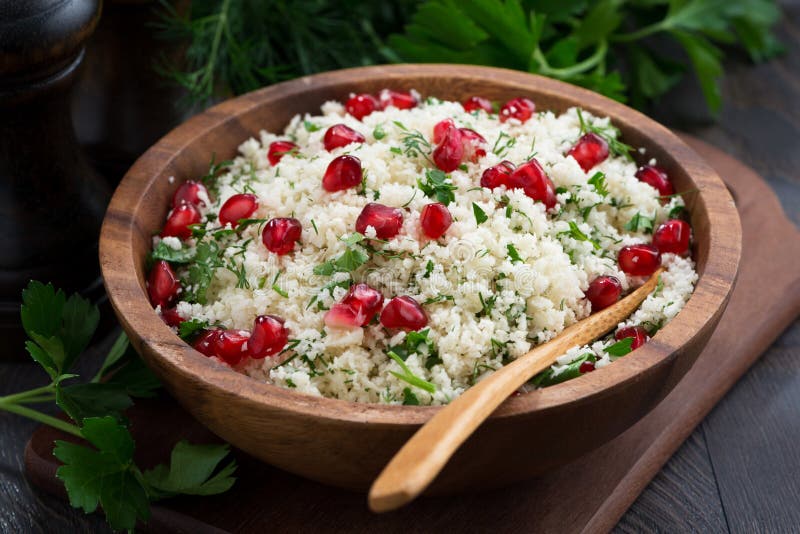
[100,65,741,493]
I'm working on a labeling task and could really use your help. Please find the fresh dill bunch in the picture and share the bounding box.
[152,0,419,108]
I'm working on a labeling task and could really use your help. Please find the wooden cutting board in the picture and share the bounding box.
[23,136,800,533]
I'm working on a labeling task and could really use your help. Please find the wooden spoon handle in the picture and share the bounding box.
[368,269,663,512]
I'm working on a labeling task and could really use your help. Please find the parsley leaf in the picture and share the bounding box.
[418,169,458,205]
[625,212,656,234]
[143,441,237,498]
[561,221,602,250]
[314,234,370,275]
[402,387,420,405]
[151,241,196,263]
[506,243,523,263]
[604,336,634,356]
[178,318,209,341]
[473,202,488,225]
[183,240,224,304]
[577,108,634,160]
[587,171,609,197]
[388,351,437,394]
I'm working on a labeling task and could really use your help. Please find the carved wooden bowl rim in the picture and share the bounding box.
[100,64,741,426]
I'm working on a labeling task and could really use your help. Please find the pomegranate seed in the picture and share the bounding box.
[508,159,557,209]
[568,133,609,172]
[379,89,417,110]
[248,315,289,358]
[162,203,201,239]
[193,330,221,357]
[160,307,185,327]
[325,283,385,329]
[324,304,363,329]
[323,124,366,151]
[462,96,493,113]
[323,155,362,192]
[615,326,649,350]
[147,260,180,308]
[355,203,404,239]
[172,180,208,208]
[618,244,661,276]
[499,97,535,123]
[345,93,379,120]
[219,193,258,228]
[585,276,622,312]
[480,161,515,189]
[267,140,298,165]
[579,361,596,373]
[653,219,691,256]
[419,203,452,239]
[433,126,464,172]
[432,119,455,145]
[459,128,487,162]
[343,283,384,323]
[262,217,302,255]
[635,165,674,197]
[214,329,250,365]
[380,296,428,331]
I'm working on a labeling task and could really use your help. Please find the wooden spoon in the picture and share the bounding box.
[368,268,664,512]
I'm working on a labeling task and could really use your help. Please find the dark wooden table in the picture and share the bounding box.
[1,5,798,532]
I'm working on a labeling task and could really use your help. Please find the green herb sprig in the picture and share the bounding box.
[3,281,237,531]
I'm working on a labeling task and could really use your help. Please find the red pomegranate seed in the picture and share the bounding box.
[248,315,289,359]
[615,326,649,350]
[433,126,464,172]
[345,93,380,120]
[324,304,362,329]
[219,193,258,228]
[355,203,404,239]
[380,296,428,331]
[193,330,221,357]
[147,260,180,308]
[480,161,515,189]
[172,180,209,208]
[653,219,691,256]
[618,244,661,276]
[379,89,417,110]
[323,124,366,151]
[635,165,674,197]
[585,276,622,312]
[459,128,487,162]
[579,361,596,373]
[419,203,452,239]
[160,307,185,327]
[568,133,609,172]
[323,155,363,192]
[499,97,535,123]
[325,283,385,329]
[267,140,298,165]
[462,96,493,113]
[162,203,201,239]
[214,329,250,365]
[432,119,456,145]
[508,159,557,209]
[262,217,302,255]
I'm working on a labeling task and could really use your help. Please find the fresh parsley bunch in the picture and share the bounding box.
[1,281,237,531]
[154,0,781,112]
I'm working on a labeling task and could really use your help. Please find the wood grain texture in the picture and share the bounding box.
[19,136,800,533]
[98,64,741,493]
[369,271,663,511]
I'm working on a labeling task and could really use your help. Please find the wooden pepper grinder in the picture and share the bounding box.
[0,0,109,351]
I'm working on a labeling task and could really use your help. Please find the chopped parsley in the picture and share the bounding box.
[604,337,634,356]
[576,108,633,160]
[313,233,369,275]
[561,221,601,250]
[587,171,609,197]
[177,318,208,341]
[394,121,433,162]
[182,241,224,304]
[387,351,436,393]
[472,202,488,225]
[151,241,196,264]
[625,212,656,234]
[402,387,420,405]
[506,243,523,263]
[303,120,321,132]
[491,131,516,157]
[418,169,458,205]
[372,124,386,140]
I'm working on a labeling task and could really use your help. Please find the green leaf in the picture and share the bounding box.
[303,120,321,132]
[21,281,65,339]
[143,441,237,499]
[54,417,149,531]
[183,240,223,304]
[402,387,420,405]
[587,171,609,197]
[625,212,656,234]
[573,0,623,49]
[57,382,133,424]
[25,340,59,381]
[151,241,196,263]
[561,221,602,249]
[388,351,436,393]
[60,294,100,371]
[628,47,684,103]
[506,243,523,263]
[93,332,130,383]
[604,336,634,356]
[531,353,593,387]
[178,318,209,341]
[105,356,162,399]
[373,124,386,140]
[473,202,488,225]
[418,169,458,205]
[671,30,723,112]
